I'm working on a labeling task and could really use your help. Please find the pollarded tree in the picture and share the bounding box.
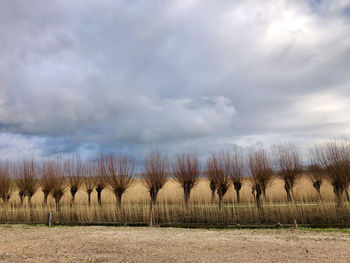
[83,162,95,205]
[41,160,56,206]
[172,152,200,208]
[105,153,136,208]
[307,164,325,201]
[142,150,169,206]
[307,147,325,201]
[15,167,27,206]
[225,148,246,203]
[206,152,231,210]
[248,148,274,211]
[65,156,83,205]
[93,154,107,206]
[205,164,218,203]
[0,161,12,204]
[19,160,39,207]
[274,144,303,202]
[314,140,350,207]
[84,177,94,205]
[49,158,66,211]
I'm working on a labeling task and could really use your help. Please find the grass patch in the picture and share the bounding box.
[299,227,350,233]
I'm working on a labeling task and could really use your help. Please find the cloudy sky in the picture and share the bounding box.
[0,0,350,161]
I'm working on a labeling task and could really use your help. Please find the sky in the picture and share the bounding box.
[0,0,350,162]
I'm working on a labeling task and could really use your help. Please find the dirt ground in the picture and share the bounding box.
[0,225,349,263]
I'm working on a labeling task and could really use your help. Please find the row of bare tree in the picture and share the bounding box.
[0,140,350,211]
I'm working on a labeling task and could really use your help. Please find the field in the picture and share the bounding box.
[1,176,350,226]
[0,225,350,262]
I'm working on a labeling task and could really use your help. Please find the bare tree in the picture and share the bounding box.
[105,153,136,208]
[49,159,66,211]
[172,152,200,208]
[225,148,246,203]
[248,148,274,211]
[274,144,303,202]
[307,164,325,201]
[83,162,95,206]
[205,166,218,203]
[314,140,350,207]
[41,160,56,206]
[142,150,169,205]
[307,147,325,201]
[84,177,94,205]
[18,160,39,206]
[0,161,12,204]
[65,156,83,205]
[206,152,231,210]
[93,154,107,206]
[15,167,26,205]
[142,149,169,226]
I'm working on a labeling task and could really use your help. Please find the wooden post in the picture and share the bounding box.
[47,212,52,227]
[293,219,298,229]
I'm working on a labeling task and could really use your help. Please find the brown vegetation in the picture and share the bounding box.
[172,152,200,208]
[1,141,350,226]
[83,175,95,206]
[142,150,169,205]
[313,140,350,207]
[41,160,56,206]
[65,156,83,205]
[0,162,12,204]
[17,160,39,206]
[105,153,135,208]
[225,148,245,203]
[274,144,303,202]
[93,154,107,206]
[48,159,66,211]
[248,148,274,210]
[206,152,231,209]
[307,147,325,201]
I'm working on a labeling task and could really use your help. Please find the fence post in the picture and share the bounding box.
[293,219,298,229]
[47,212,52,227]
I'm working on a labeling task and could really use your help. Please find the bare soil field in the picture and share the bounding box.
[0,225,349,263]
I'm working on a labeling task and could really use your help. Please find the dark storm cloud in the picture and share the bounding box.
[0,0,350,160]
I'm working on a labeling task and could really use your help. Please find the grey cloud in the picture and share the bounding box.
[0,0,350,159]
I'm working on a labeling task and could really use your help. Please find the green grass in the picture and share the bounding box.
[299,227,350,233]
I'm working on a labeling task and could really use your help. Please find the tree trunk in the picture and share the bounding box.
[71,189,77,207]
[313,180,322,201]
[284,182,292,202]
[43,191,49,206]
[115,192,122,208]
[235,189,240,203]
[55,198,60,212]
[150,188,158,205]
[183,185,191,209]
[333,183,344,208]
[233,182,241,203]
[97,189,102,206]
[87,192,91,206]
[210,181,216,203]
[149,188,158,227]
[19,191,25,206]
[255,185,262,212]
